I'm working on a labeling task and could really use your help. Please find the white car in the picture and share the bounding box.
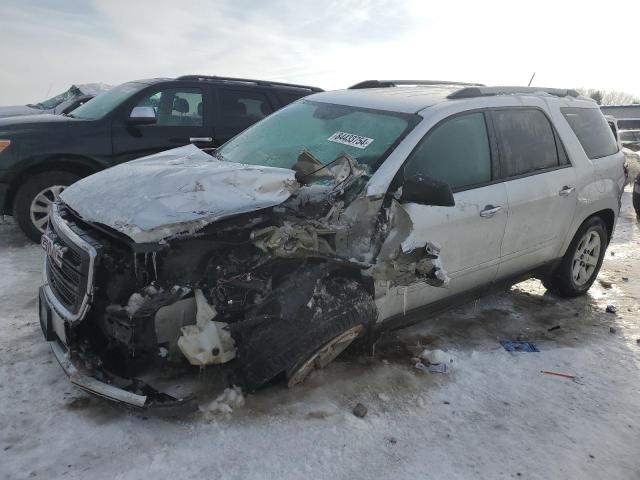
[39,81,626,409]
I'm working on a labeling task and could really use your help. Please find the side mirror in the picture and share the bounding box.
[400,174,455,207]
[127,106,156,125]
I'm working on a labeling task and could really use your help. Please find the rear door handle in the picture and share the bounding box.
[559,186,575,197]
[189,137,213,143]
[480,205,502,218]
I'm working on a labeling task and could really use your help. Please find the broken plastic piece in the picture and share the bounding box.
[177,289,236,365]
[500,340,539,352]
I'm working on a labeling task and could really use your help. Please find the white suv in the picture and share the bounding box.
[40,81,626,409]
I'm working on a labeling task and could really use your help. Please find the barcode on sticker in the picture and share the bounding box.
[327,131,374,149]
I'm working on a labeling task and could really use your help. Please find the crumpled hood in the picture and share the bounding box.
[60,144,298,243]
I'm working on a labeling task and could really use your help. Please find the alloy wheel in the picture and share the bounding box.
[29,185,66,233]
[571,230,601,286]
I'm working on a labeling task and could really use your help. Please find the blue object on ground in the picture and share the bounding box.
[500,340,539,352]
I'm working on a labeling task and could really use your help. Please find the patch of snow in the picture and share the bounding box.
[198,386,245,415]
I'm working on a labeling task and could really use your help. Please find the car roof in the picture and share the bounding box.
[308,86,462,113]
[307,84,594,114]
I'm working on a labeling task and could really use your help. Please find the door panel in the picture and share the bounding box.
[497,168,577,278]
[111,86,212,163]
[376,184,509,319]
[490,108,579,279]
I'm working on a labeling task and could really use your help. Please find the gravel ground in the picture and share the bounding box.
[1,192,639,480]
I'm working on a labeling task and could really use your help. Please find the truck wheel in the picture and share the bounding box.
[545,216,608,297]
[237,277,377,391]
[12,171,81,243]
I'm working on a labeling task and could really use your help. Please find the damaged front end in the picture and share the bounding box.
[40,111,452,409]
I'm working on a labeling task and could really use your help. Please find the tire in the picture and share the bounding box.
[236,277,377,391]
[545,216,608,297]
[633,190,640,219]
[12,171,81,243]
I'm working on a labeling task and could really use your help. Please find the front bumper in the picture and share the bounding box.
[40,286,196,411]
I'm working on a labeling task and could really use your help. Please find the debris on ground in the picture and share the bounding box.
[547,325,561,332]
[610,326,617,334]
[500,340,540,352]
[353,403,368,418]
[419,348,454,365]
[622,277,629,282]
[541,370,576,380]
[606,305,617,314]
[599,279,613,289]
[198,386,245,415]
[414,361,448,374]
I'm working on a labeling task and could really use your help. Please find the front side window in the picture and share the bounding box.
[404,112,492,191]
[493,109,559,177]
[218,89,274,128]
[561,107,618,159]
[133,88,203,126]
[217,100,418,174]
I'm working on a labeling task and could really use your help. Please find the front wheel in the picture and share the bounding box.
[236,276,377,391]
[545,217,608,297]
[12,171,81,243]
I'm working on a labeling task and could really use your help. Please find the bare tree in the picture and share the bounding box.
[576,88,640,105]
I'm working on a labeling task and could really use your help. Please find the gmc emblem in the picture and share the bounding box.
[41,234,67,268]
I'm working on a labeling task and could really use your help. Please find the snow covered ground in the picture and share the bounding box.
[1,193,639,480]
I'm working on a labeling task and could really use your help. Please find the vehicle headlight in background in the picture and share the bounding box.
[0,140,10,154]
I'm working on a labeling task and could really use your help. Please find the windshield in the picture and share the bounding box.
[29,88,76,110]
[217,100,419,174]
[70,82,145,120]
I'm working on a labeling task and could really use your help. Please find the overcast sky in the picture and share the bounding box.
[1,0,639,105]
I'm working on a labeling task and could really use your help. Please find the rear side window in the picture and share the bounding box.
[276,91,309,106]
[404,112,491,191]
[561,107,618,159]
[492,109,559,177]
[218,89,274,128]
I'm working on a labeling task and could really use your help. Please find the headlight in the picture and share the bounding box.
[0,140,10,154]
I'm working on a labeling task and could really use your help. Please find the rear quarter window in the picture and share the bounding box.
[561,107,619,159]
[275,90,310,106]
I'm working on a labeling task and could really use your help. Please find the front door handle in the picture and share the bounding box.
[189,137,213,143]
[559,186,575,197]
[480,205,502,218]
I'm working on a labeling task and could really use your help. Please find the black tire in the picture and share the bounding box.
[633,190,640,219]
[545,216,608,297]
[236,277,377,392]
[12,171,81,243]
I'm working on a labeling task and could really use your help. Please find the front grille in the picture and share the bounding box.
[45,211,92,315]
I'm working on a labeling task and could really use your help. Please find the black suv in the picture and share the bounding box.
[0,75,322,242]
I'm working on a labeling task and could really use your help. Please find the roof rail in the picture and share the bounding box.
[447,86,580,100]
[349,80,484,89]
[176,75,323,92]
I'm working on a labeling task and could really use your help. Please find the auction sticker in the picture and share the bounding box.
[328,131,374,149]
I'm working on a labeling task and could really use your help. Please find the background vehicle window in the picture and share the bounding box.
[134,88,203,126]
[404,112,491,191]
[276,91,307,106]
[561,107,618,159]
[493,109,559,177]
[219,90,274,127]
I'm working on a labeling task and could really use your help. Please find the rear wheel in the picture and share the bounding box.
[12,171,80,243]
[544,217,608,297]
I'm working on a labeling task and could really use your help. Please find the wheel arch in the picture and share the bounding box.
[560,207,616,258]
[4,155,102,214]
